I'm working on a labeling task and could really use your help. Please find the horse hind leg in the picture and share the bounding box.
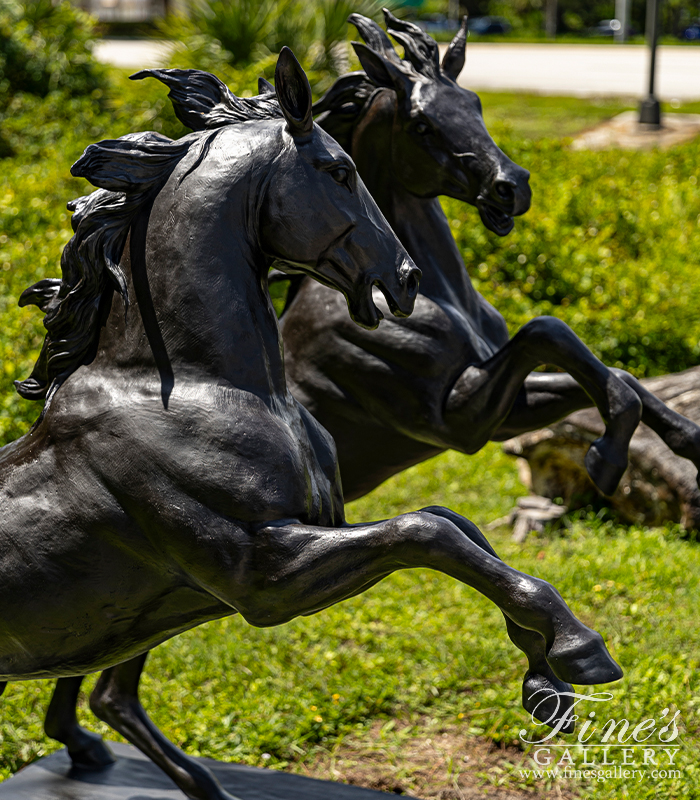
[44,676,116,769]
[613,368,700,484]
[90,653,240,800]
[0,681,6,697]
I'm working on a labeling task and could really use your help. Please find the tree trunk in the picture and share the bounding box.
[502,366,700,530]
[545,0,558,38]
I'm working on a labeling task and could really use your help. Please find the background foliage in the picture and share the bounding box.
[158,0,395,83]
[456,0,700,37]
[0,0,107,114]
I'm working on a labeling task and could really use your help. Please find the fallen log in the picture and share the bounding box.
[502,366,700,530]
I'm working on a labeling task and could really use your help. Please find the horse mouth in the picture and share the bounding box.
[347,282,384,330]
[347,277,416,330]
[477,202,514,237]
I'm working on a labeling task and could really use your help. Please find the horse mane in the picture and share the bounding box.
[15,131,196,402]
[311,10,445,152]
[130,68,284,131]
[312,72,378,153]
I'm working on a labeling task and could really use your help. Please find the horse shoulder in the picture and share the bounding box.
[48,371,342,531]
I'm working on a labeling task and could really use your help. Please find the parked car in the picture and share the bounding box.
[417,13,459,35]
[467,16,512,36]
[588,18,636,37]
[589,19,622,36]
[682,22,700,40]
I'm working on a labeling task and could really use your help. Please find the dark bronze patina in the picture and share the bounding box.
[281,11,700,509]
[0,48,623,800]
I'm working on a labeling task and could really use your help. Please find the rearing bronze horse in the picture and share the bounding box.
[282,11,700,506]
[1,50,620,800]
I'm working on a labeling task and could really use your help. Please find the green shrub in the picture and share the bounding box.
[159,0,389,80]
[0,0,107,110]
[444,135,700,377]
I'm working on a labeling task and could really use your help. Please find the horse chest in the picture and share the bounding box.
[108,390,344,528]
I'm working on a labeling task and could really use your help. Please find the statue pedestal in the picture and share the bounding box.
[0,742,407,799]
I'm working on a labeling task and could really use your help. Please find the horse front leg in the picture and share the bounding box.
[238,511,622,689]
[90,653,241,800]
[44,676,116,769]
[419,506,576,732]
[445,316,642,496]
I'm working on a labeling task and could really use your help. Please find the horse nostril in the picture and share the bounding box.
[405,269,420,297]
[494,180,516,205]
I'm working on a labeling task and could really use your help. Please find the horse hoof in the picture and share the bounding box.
[546,629,623,686]
[68,731,116,771]
[585,438,627,496]
[522,672,575,734]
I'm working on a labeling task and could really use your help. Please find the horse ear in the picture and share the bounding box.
[274,47,313,138]
[352,41,412,99]
[442,16,468,80]
[258,77,275,95]
[348,12,401,64]
[383,8,440,80]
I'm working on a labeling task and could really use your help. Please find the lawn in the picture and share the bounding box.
[1,69,700,799]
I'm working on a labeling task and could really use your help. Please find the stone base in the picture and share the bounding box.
[0,742,410,799]
[571,110,700,150]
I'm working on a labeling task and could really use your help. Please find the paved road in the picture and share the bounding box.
[448,43,700,101]
[95,39,700,101]
[94,38,172,69]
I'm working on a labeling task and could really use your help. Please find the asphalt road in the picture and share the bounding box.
[449,43,700,101]
[95,39,700,101]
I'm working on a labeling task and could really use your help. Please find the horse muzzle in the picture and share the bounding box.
[347,261,421,330]
[381,259,421,318]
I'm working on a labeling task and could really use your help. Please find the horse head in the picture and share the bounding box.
[259,49,420,329]
[317,11,531,236]
[126,50,419,333]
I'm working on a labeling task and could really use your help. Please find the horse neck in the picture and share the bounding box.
[352,91,481,309]
[94,170,287,402]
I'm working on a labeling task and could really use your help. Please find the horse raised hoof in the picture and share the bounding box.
[584,437,628,496]
[67,730,116,771]
[522,671,575,733]
[545,628,623,686]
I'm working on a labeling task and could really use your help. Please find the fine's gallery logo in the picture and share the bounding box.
[518,691,682,784]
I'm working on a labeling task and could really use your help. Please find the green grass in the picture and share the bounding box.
[2,75,700,798]
[2,446,698,799]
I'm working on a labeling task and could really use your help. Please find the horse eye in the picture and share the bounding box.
[331,167,350,184]
[415,122,430,135]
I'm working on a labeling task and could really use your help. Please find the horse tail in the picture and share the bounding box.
[0,681,7,697]
[268,270,305,317]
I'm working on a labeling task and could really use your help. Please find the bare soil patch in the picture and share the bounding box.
[295,720,578,799]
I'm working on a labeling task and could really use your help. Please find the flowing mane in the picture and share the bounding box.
[16,70,284,404]
[312,72,378,152]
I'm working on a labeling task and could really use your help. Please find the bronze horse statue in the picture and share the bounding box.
[1,50,620,800]
[123,11,700,742]
[282,11,700,504]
